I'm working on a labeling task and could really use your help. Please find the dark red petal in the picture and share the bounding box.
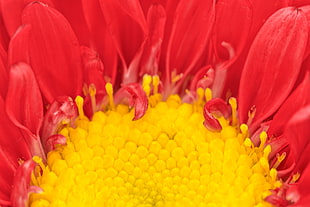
[290,164,310,206]
[99,0,145,69]
[114,83,148,120]
[51,0,91,46]
[203,98,231,131]
[114,0,147,32]
[124,3,166,83]
[213,0,252,61]
[190,66,214,91]
[19,2,83,103]
[0,0,53,37]
[11,159,42,207]
[40,96,77,151]
[284,105,310,172]
[268,72,310,137]
[164,0,215,89]
[238,7,308,130]
[291,0,310,7]
[80,46,106,92]
[0,0,24,37]
[0,44,7,98]
[80,0,118,84]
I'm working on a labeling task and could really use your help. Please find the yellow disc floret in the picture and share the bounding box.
[29,94,281,207]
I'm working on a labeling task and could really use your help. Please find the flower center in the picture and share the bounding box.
[29,94,281,207]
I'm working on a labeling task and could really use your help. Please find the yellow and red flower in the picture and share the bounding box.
[0,0,310,206]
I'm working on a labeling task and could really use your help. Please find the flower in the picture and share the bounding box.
[0,0,310,206]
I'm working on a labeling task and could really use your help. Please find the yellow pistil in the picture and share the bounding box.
[29,93,281,207]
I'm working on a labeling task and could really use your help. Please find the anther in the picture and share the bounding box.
[105,83,115,109]
[273,152,286,169]
[89,84,97,114]
[229,97,237,126]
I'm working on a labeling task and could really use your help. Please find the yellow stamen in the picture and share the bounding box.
[152,75,160,95]
[89,84,97,114]
[75,96,86,119]
[143,75,152,97]
[273,152,286,169]
[204,88,212,102]
[229,97,237,126]
[105,83,115,109]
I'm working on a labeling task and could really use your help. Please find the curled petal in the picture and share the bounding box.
[45,135,67,152]
[238,7,308,130]
[40,96,77,151]
[115,83,148,120]
[190,66,214,91]
[10,159,42,207]
[203,98,231,131]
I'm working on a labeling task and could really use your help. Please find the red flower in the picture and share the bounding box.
[0,0,309,206]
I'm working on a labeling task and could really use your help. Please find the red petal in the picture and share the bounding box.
[6,62,43,136]
[190,66,214,91]
[0,0,54,37]
[99,0,145,70]
[114,83,148,120]
[114,0,147,32]
[5,63,45,158]
[0,44,8,98]
[80,0,118,84]
[238,7,308,130]
[18,2,83,103]
[213,0,252,61]
[8,24,31,65]
[290,164,310,206]
[40,96,77,150]
[164,0,215,90]
[0,0,24,37]
[0,97,31,162]
[51,0,91,46]
[284,105,310,172]
[268,72,310,137]
[203,98,231,131]
[124,3,166,83]
[11,159,42,207]
[80,46,106,92]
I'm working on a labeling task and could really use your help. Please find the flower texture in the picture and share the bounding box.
[0,0,310,207]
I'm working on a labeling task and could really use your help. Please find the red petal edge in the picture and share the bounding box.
[40,96,77,152]
[10,159,42,207]
[203,98,231,131]
[114,83,148,120]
